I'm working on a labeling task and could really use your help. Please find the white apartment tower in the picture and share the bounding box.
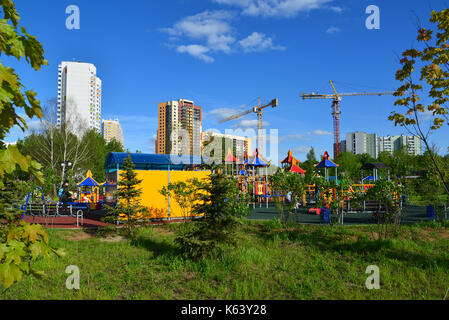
[57,61,102,135]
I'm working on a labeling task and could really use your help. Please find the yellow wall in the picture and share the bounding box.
[118,170,210,221]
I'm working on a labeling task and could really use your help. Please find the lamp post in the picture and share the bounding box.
[61,161,72,184]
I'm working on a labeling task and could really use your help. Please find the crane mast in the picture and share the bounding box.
[302,81,395,159]
[219,97,278,157]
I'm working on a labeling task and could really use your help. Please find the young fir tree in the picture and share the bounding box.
[106,153,147,236]
[175,168,248,259]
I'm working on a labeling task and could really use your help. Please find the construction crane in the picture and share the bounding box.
[302,80,395,159]
[219,97,279,156]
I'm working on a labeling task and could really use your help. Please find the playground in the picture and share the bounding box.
[20,149,448,228]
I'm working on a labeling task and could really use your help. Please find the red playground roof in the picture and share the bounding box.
[225,148,237,163]
[289,163,306,174]
[281,150,306,175]
[281,150,300,164]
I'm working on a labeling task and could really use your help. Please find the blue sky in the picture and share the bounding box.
[4,0,449,162]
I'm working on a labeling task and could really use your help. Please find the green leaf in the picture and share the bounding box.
[0,262,23,289]
[22,223,48,244]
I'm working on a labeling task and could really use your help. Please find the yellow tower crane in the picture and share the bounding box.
[302,80,395,159]
[219,97,278,156]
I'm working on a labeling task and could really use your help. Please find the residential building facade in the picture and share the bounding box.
[156,99,202,156]
[344,132,379,159]
[57,61,102,136]
[342,132,422,158]
[201,131,252,163]
[378,134,422,156]
[102,119,124,147]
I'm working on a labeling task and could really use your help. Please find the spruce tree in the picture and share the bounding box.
[106,153,147,237]
[175,169,248,259]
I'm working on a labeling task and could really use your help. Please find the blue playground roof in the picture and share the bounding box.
[78,176,100,187]
[252,156,268,167]
[315,158,339,168]
[105,152,204,171]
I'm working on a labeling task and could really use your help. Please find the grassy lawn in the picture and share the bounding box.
[2,220,449,300]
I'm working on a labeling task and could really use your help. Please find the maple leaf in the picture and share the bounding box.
[22,224,48,244]
[0,262,23,289]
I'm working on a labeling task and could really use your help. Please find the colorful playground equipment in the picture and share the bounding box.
[22,186,46,219]
[314,151,338,181]
[100,148,397,224]
[238,148,271,209]
[76,170,102,210]
[281,150,306,176]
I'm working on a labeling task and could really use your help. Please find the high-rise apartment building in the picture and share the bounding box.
[102,119,124,147]
[378,134,422,156]
[342,132,422,158]
[57,61,102,135]
[344,132,378,159]
[201,131,252,162]
[156,99,202,156]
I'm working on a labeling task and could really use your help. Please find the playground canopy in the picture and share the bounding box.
[105,152,204,172]
[247,149,269,167]
[289,163,306,174]
[315,151,339,168]
[78,170,100,187]
[225,148,238,163]
[281,150,306,175]
[281,150,300,165]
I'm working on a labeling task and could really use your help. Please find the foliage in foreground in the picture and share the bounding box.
[389,8,449,197]
[0,174,65,291]
[0,0,65,292]
[174,170,248,259]
[3,221,449,299]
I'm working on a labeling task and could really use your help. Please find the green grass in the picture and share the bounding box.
[2,220,449,300]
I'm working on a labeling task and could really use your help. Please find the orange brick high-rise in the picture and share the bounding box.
[156,99,202,156]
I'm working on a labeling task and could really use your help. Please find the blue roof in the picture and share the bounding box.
[105,152,204,171]
[247,155,269,167]
[315,158,339,168]
[78,177,99,187]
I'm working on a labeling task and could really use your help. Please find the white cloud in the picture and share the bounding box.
[239,32,285,52]
[329,6,343,13]
[177,45,215,63]
[160,10,286,62]
[160,10,236,55]
[326,26,341,34]
[313,129,332,136]
[214,0,332,18]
